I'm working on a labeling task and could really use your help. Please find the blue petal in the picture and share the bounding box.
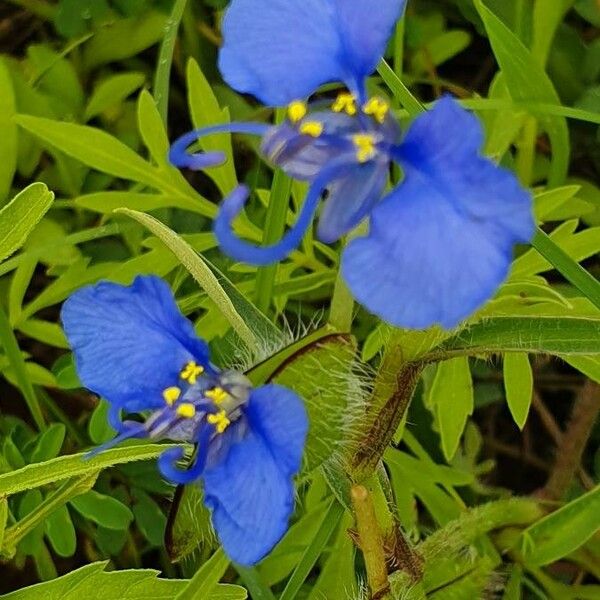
[202,384,307,565]
[317,158,388,243]
[342,97,534,329]
[218,0,406,105]
[61,276,210,412]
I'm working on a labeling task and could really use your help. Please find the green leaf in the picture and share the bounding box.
[563,355,600,384]
[187,58,237,195]
[70,490,133,530]
[154,0,188,123]
[15,115,160,188]
[430,317,600,359]
[45,505,76,558]
[175,549,236,600]
[0,57,17,203]
[531,228,600,312]
[475,0,570,186]
[279,500,344,600]
[30,424,65,463]
[503,353,533,429]
[429,357,474,462]
[115,208,262,352]
[0,183,54,263]
[137,90,171,167]
[82,11,167,71]
[132,490,166,546]
[0,443,178,496]
[0,561,244,599]
[165,485,215,562]
[84,72,145,121]
[521,485,600,566]
[267,333,358,471]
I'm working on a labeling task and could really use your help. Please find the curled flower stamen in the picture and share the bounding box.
[363,97,390,124]
[287,100,307,123]
[353,134,377,163]
[332,92,357,116]
[298,121,324,138]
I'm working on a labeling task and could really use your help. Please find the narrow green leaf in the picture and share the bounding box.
[431,317,600,359]
[116,208,260,352]
[0,57,17,203]
[0,182,54,263]
[377,59,425,117]
[70,490,133,530]
[187,58,237,195]
[521,485,600,566]
[0,443,178,496]
[475,0,570,185]
[234,567,276,600]
[503,353,533,429]
[137,89,171,167]
[154,0,188,123]
[15,115,159,187]
[175,549,231,600]
[563,355,600,384]
[0,303,45,431]
[532,228,600,311]
[84,72,145,121]
[429,357,474,461]
[279,500,344,600]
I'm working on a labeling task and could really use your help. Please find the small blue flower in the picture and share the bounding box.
[61,275,308,566]
[170,0,534,330]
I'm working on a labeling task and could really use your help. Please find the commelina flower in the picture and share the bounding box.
[61,275,308,566]
[170,0,535,330]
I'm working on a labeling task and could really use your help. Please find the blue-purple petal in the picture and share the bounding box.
[218,0,406,105]
[342,97,534,329]
[61,276,210,412]
[202,384,307,565]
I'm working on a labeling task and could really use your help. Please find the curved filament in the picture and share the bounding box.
[214,158,354,265]
[169,123,271,170]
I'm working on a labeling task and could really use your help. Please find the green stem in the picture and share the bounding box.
[532,228,600,311]
[0,304,45,431]
[351,485,390,599]
[154,0,189,124]
[515,116,537,187]
[377,60,426,117]
[255,141,293,313]
[2,473,96,553]
[329,270,354,332]
[234,566,277,600]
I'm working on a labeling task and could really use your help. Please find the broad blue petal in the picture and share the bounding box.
[61,276,210,412]
[342,97,534,330]
[317,158,388,243]
[218,0,406,105]
[202,384,307,565]
[332,0,407,90]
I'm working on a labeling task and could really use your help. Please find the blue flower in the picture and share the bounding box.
[61,275,308,566]
[170,0,534,330]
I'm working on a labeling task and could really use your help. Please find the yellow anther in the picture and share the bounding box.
[353,134,377,163]
[176,403,196,419]
[299,121,324,138]
[288,100,307,123]
[363,97,390,124]
[332,92,357,116]
[207,410,231,434]
[163,386,181,406]
[205,387,229,405]
[181,361,204,385]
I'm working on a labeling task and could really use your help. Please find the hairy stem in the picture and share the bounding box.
[351,485,390,600]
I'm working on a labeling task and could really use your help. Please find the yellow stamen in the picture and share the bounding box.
[332,92,357,116]
[205,387,229,405]
[176,403,196,419]
[299,121,324,138]
[353,134,377,163]
[288,100,307,123]
[163,386,181,406]
[207,410,231,434]
[181,361,204,385]
[363,97,390,124]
